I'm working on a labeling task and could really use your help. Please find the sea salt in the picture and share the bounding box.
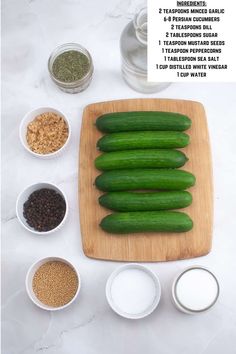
[175,268,219,311]
[110,268,157,315]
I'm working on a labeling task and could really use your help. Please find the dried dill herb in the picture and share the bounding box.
[52,50,90,83]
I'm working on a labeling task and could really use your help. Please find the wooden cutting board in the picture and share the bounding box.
[79,99,213,262]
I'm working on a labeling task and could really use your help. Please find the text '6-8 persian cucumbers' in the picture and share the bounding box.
[100,211,193,234]
[96,111,191,133]
[95,149,188,171]
[99,191,192,211]
[95,169,196,192]
[97,131,190,152]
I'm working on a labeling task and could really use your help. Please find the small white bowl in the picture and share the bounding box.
[19,107,71,159]
[16,182,68,235]
[106,264,161,319]
[26,256,81,311]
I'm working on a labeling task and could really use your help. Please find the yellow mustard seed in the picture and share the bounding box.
[32,261,78,307]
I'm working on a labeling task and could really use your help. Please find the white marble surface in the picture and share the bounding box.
[2,0,236,353]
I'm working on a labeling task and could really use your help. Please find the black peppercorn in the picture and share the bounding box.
[23,188,66,232]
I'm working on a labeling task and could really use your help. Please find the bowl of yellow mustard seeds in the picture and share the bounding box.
[26,257,80,310]
[19,107,71,158]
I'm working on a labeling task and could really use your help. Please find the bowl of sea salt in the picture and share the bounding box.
[106,264,161,319]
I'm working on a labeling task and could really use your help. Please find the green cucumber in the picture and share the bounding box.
[97,131,190,151]
[99,191,192,211]
[100,211,193,233]
[95,149,188,170]
[95,169,196,192]
[96,111,191,133]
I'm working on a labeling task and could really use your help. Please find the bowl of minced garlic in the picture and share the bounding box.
[26,257,80,310]
[20,107,70,158]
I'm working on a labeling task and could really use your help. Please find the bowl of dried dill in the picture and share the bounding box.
[48,43,94,93]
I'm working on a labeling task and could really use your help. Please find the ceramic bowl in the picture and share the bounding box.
[19,107,71,159]
[16,182,68,235]
[106,264,161,319]
[26,256,81,311]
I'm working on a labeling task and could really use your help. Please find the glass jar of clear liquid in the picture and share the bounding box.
[120,8,170,93]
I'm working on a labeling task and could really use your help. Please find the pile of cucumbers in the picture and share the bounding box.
[94,111,195,234]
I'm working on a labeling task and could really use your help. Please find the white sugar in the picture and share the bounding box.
[176,268,218,311]
[110,268,156,315]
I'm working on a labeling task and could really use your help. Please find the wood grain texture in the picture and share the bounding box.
[79,99,213,262]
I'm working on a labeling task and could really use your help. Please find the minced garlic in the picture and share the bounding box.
[26,112,69,154]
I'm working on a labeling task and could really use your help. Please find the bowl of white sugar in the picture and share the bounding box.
[106,264,161,319]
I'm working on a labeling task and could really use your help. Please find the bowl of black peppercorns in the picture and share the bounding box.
[16,182,68,235]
